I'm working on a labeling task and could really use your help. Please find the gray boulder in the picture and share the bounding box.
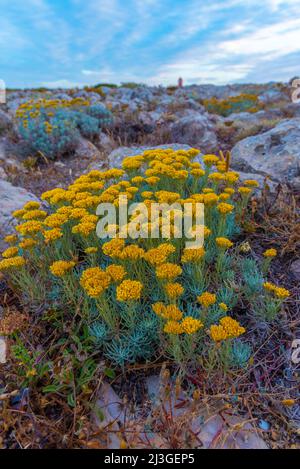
[0,109,12,132]
[231,119,300,188]
[170,113,217,152]
[74,136,102,160]
[0,179,40,251]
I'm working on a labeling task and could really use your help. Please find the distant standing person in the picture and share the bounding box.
[178,77,183,88]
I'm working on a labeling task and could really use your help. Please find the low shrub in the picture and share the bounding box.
[0,149,289,403]
[16,98,113,160]
[204,93,261,117]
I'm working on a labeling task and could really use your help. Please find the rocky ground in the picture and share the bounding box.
[0,80,300,448]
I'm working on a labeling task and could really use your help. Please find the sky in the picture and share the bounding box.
[0,0,300,88]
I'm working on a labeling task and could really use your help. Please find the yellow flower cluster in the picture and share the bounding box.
[181,247,205,263]
[80,267,111,298]
[263,282,290,299]
[2,246,19,258]
[152,303,183,321]
[106,264,127,283]
[19,238,37,250]
[217,203,234,215]
[50,260,75,277]
[116,280,143,302]
[143,243,175,266]
[197,292,216,308]
[263,249,277,258]
[156,263,182,281]
[164,282,184,299]
[153,302,203,335]
[216,237,233,249]
[3,146,286,364]
[0,256,26,271]
[210,316,245,342]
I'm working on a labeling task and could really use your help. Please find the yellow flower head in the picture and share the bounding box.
[219,192,231,201]
[80,267,111,298]
[274,287,290,300]
[43,228,63,243]
[238,186,252,196]
[244,179,259,187]
[116,280,143,302]
[197,292,216,308]
[23,201,41,211]
[163,320,183,334]
[0,256,26,271]
[12,209,26,218]
[2,246,19,258]
[144,243,175,266]
[224,187,235,195]
[203,193,219,206]
[263,281,276,292]
[203,155,219,166]
[191,168,205,178]
[219,302,228,312]
[210,316,245,341]
[102,238,125,258]
[4,234,18,244]
[50,260,75,277]
[217,203,234,215]
[225,172,239,185]
[22,209,47,220]
[16,220,43,235]
[181,247,205,263]
[156,263,182,281]
[44,213,68,228]
[216,237,233,249]
[19,238,37,250]
[131,176,144,185]
[164,282,184,299]
[106,264,127,283]
[208,172,225,183]
[153,303,183,321]
[72,222,96,237]
[84,247,98,254]
[220,316,245,339]
[263,248,277,258]
[181,317,203,334]
[118,245,145,261]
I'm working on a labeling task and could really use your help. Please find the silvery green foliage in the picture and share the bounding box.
[240,257,264,298]
[89,321,108,346]
[86,104,113,127]
[105,338,135,368]
[230,340,251,368]
[56,109,100,139]
[18,103,113,160]
[19,112,79,160]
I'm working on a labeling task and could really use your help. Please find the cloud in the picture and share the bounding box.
[41,79,85,88]
[2,0,300,87]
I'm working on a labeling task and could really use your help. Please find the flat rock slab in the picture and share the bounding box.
[95,377,268,449]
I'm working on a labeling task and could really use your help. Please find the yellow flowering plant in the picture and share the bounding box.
[0,148,289,373]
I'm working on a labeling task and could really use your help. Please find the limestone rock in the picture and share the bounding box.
[231,119,300,188]
[0,179,40,251]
